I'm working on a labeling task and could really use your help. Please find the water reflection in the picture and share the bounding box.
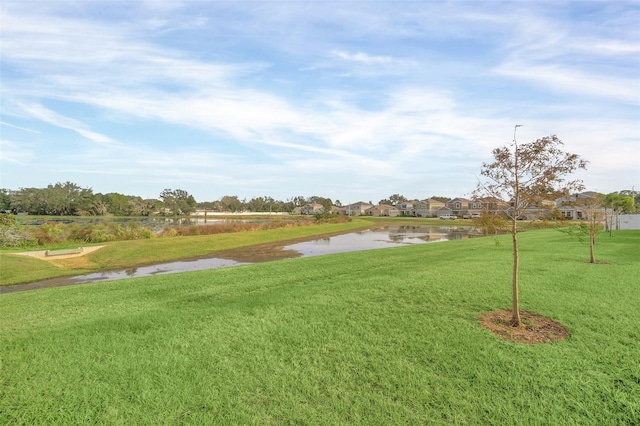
[285,226,455,257]
[3,225,481,293]
[2,258,248,293]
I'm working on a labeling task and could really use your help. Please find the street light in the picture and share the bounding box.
[513,124,523,144]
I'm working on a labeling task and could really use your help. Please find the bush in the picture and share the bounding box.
[314,212,350,224]
[0,214,37,248]
[123,221,153,239]
[471,213,508,236]
[33,222,68,245]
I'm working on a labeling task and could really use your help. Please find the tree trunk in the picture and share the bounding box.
[589,223,596,264]
[511,217,521,326]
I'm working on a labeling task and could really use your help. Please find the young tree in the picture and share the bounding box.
[574,194,605,264]
[475,128,587,326]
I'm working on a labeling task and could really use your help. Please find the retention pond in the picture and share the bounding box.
[3,225,482,294]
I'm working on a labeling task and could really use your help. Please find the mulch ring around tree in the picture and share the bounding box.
[478,309,570,344]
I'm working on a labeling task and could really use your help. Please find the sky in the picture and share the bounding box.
[1,1,639,204]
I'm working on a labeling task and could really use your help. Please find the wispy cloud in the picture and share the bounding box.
[332,50,394,64]
[19,103,116,145]
[494,62,640,104]
[0,121,41,134]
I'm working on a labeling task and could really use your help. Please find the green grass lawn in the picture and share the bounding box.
[1,229,638,424]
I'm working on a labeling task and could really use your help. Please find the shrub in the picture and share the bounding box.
[314,212,350,224]
[33,222,68,245]
[0,214,37,248]
[471,213,508,236]
[124,221,153,239]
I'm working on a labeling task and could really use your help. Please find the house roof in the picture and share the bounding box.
[477,196,505,203]
[446,197,471,206]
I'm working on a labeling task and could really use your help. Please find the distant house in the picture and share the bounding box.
[365,204,400,217]
[477,197,509,216]
[513,199,556,220]
[414,198,445,217]
[300,203,325,215]
[441,197,508,218]
[445,198,471,217]
[435,206,454,217]
[555,192,603,220]
[396,200,418,216]
[330,206,347,215]
[345,202,374,216]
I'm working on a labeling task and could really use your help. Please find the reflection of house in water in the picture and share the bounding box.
[386,226,484,242]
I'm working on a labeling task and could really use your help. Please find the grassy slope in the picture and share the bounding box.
[1,229,639,424]
[0,218,372,286]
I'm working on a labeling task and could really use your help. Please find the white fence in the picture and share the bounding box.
[618,214,640,230]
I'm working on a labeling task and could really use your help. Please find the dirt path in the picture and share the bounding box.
[11,245,106,260]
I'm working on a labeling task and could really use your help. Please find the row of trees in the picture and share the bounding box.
[1,181,636,220]
[0,183,197,217]
[196,195,338,214]
[0,184,352,217]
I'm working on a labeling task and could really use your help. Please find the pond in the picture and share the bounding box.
[3,225,483,294]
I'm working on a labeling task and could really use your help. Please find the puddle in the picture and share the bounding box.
[2,225,480,294]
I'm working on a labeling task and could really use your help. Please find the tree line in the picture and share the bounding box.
[0,183,193,216]
[1,181,637,218]
[0,182,344,217]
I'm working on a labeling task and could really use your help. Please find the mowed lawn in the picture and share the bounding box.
[1,229,638,424]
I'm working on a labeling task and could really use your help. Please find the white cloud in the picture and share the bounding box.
[0,121,41,134]
[579,40,640,56]
[494,62,640,104]
[19,103,116,145]
[332,50,394,64]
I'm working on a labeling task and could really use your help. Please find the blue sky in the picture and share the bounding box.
[1,1,639,204]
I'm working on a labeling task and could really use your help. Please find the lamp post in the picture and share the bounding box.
[511,124,523,326]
